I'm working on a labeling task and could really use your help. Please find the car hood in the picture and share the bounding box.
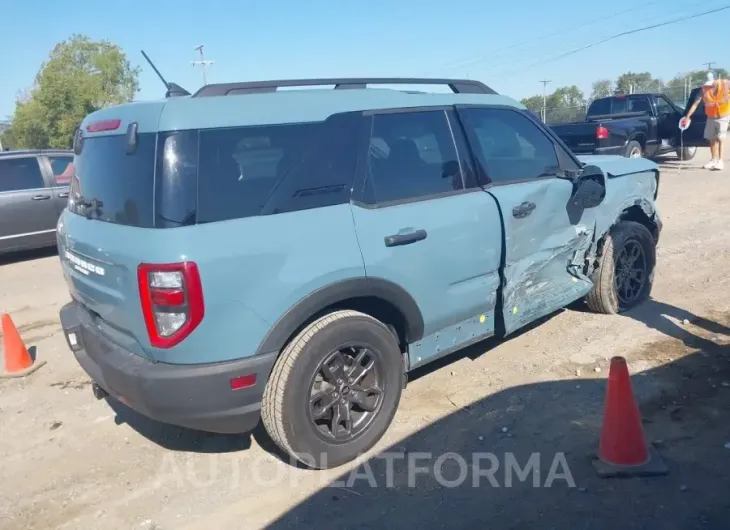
[577,154,658,177]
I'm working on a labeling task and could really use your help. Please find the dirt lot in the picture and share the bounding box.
[1,150,730,530]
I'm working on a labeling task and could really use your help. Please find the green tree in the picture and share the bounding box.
[520,95,544,115]
[663,68,729,105]
[616,71,663,94]
[545,85,586,124]
[7,34,140,149]
[590,79,614,100]
[521,86,586,124]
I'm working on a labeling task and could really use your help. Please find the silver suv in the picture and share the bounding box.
[0,149,72,255]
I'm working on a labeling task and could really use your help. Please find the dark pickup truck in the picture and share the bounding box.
[550,90,708,160]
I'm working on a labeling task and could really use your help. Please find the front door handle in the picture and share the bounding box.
[384,229,428,247]
[512,201,536,219]
[31,194,51,201]
[58,192,69,199]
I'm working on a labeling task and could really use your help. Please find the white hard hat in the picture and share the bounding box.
[704,71,715,86]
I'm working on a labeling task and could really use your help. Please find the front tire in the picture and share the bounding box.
[676,146,697,160]
[261,310,404,469]
[585,221,656,314]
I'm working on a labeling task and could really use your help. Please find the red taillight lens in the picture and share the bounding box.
[137,262,204,348]
[86,119,121,133]
[596,125,609,140]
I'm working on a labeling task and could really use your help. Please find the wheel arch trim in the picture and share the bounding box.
[254,277,425,356]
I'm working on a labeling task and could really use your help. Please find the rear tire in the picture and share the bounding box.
[261,310,404,469]
[585,221,656,314]
[676,146,697,160]
[625,140,643,159]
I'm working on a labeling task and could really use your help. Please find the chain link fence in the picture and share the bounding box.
[540,86,697,125]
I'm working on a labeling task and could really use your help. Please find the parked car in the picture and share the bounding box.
[0,149,73,255]
[58,77,662,469]
[550,92,706,160]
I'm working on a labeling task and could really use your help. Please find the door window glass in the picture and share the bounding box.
[0,158,46,192]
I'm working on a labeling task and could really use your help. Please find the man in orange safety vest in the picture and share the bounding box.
[684,72,730,171]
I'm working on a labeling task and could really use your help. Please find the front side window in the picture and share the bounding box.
[0,157,46,192]
[462,108,560,184]
[655,96,674,115]
[365,110,464,204]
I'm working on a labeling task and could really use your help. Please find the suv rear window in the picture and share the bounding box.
[69,112,361,228]
[70,134,157,227]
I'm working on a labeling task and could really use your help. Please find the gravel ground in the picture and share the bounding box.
[1,149,729,530]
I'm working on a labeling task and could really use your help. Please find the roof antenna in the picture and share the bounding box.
[140,50,191,98]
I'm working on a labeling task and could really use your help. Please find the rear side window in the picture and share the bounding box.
[196,112,361,223]
[0,157,46,192]
[587,98,611,116]
[48,156,74,185]
[365,110,464,204]
[587,96,651,117]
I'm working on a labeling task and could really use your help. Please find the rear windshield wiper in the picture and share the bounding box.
[75,196,104,219]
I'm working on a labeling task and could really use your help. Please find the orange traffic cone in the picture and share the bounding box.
[592,356,668,477]
[1,313,46,378]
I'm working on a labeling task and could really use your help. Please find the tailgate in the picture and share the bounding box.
[551,124,598,153]
[58,213,154,358]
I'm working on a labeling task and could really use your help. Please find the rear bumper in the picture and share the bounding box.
[59,301,277,434]
[593,145,626,156]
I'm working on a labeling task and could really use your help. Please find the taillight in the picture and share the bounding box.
[596,125,609,139]
[137,262,204,348]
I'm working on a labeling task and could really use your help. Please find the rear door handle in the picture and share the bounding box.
[512,201,536,219]
[58,192,69,198]
[31,194,51,201]
[384,229,428,247]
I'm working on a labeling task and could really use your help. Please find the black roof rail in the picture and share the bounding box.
[192,78,497,97]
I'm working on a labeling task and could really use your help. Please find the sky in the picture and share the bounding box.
[1,0,729,119]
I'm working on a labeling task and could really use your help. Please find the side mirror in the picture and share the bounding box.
[571,165,606,209]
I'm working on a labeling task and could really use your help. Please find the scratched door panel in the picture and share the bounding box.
[487,178,595,335]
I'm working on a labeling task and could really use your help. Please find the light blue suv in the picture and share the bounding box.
[58,78,661,469]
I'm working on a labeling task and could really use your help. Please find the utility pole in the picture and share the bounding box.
[191,45,214,85]
[539,80,551,122]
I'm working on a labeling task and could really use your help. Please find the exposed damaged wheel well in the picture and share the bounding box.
[586,203,660,278]
[618,204,660,242]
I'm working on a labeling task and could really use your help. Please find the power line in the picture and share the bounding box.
[703,61,716,70]
[438,0,707,80]
[486,2,727,78]
[502,5,730,77]
[425,0,665,75]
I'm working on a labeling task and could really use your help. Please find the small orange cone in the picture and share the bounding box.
[1,313,46,378]
[592,356,668,477]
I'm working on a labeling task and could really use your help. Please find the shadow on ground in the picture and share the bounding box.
[267,303,730,529]
[0,246,58,266]
[104,300,730,528]
[106,309,567,457]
